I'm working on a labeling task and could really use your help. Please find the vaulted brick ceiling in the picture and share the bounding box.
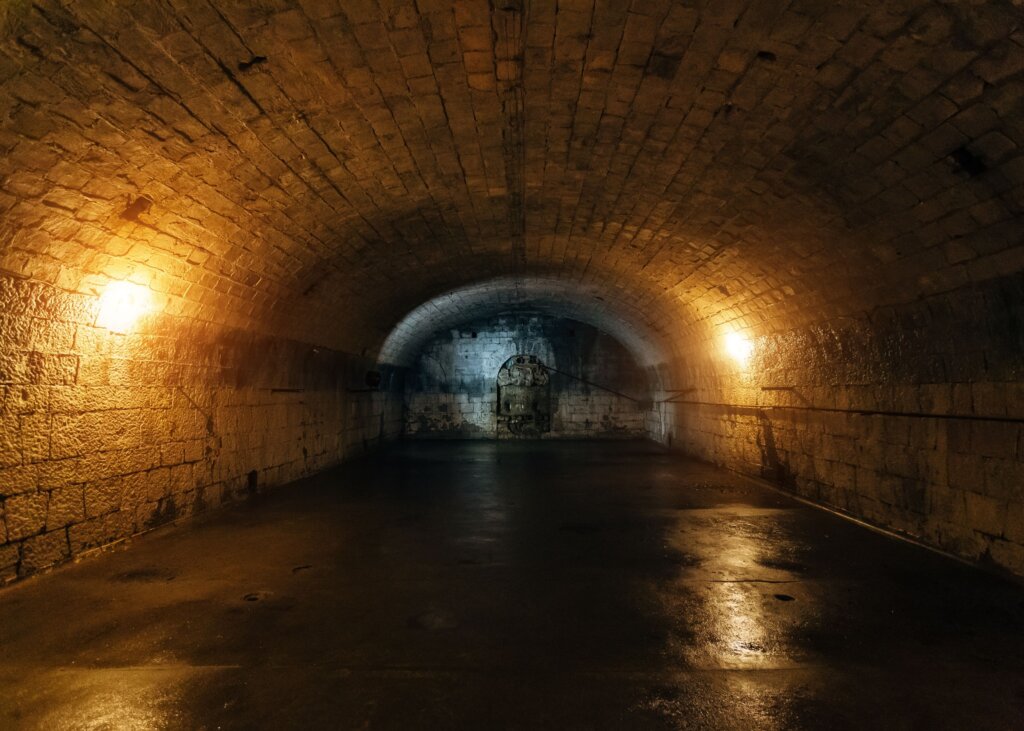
[378,277,672,366]
[1,0,1021,360]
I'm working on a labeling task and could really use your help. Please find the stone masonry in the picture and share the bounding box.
[0,273,402,583]
[657,271,1024,575]
[0,0,1022,579]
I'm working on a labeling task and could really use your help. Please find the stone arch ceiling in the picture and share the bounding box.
[1,0,1022,357]
[378,276,674,367]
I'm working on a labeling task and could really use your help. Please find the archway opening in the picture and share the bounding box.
[497,354,551,438]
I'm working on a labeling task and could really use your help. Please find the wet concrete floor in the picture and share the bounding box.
[1,441,1023,730]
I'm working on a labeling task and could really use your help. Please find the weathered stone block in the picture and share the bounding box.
[947,452,984,492]
[971,421,1018,459]
[964,491,1005,538]
[4,491,47,540]
[0,464,38,497]
[69,511,134,553]
[0,543,19,583]
[19,413,49,463]
[84,477,123,517]
[47,485,85,528]
[1004,502,1024,545]
[988,539,1024,575]
[20,530,69,574]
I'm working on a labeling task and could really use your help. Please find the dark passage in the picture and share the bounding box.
[1,442,1023,730]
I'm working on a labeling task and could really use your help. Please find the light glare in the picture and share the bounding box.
[97,281,151,333]
[724,331,753,366]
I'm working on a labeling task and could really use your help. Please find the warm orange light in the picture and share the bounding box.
[724,331,753,367]
[96,281,151,332]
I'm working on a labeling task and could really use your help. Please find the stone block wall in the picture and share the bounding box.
[658,271,1024,575]
[0,0,1021,581]
[0,274,403,583]
[404,314,649,439]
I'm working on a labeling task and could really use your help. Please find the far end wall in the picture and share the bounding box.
[404,314,650,439]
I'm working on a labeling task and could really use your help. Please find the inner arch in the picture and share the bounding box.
[377,276,676,370]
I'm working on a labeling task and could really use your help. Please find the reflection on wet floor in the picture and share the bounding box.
[1,441,1023,730]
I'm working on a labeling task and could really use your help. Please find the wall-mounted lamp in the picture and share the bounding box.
[724,331,753,367]
[96,280,151,333]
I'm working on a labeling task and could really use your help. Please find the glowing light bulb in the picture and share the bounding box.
[724,331,753,367]
[96,281,151,333]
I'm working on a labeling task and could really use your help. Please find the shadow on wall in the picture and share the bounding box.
[756,412,796,490]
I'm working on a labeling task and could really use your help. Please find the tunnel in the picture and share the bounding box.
[1,0,1023,728]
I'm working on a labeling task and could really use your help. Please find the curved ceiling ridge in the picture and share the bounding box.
[377,277,675,368]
